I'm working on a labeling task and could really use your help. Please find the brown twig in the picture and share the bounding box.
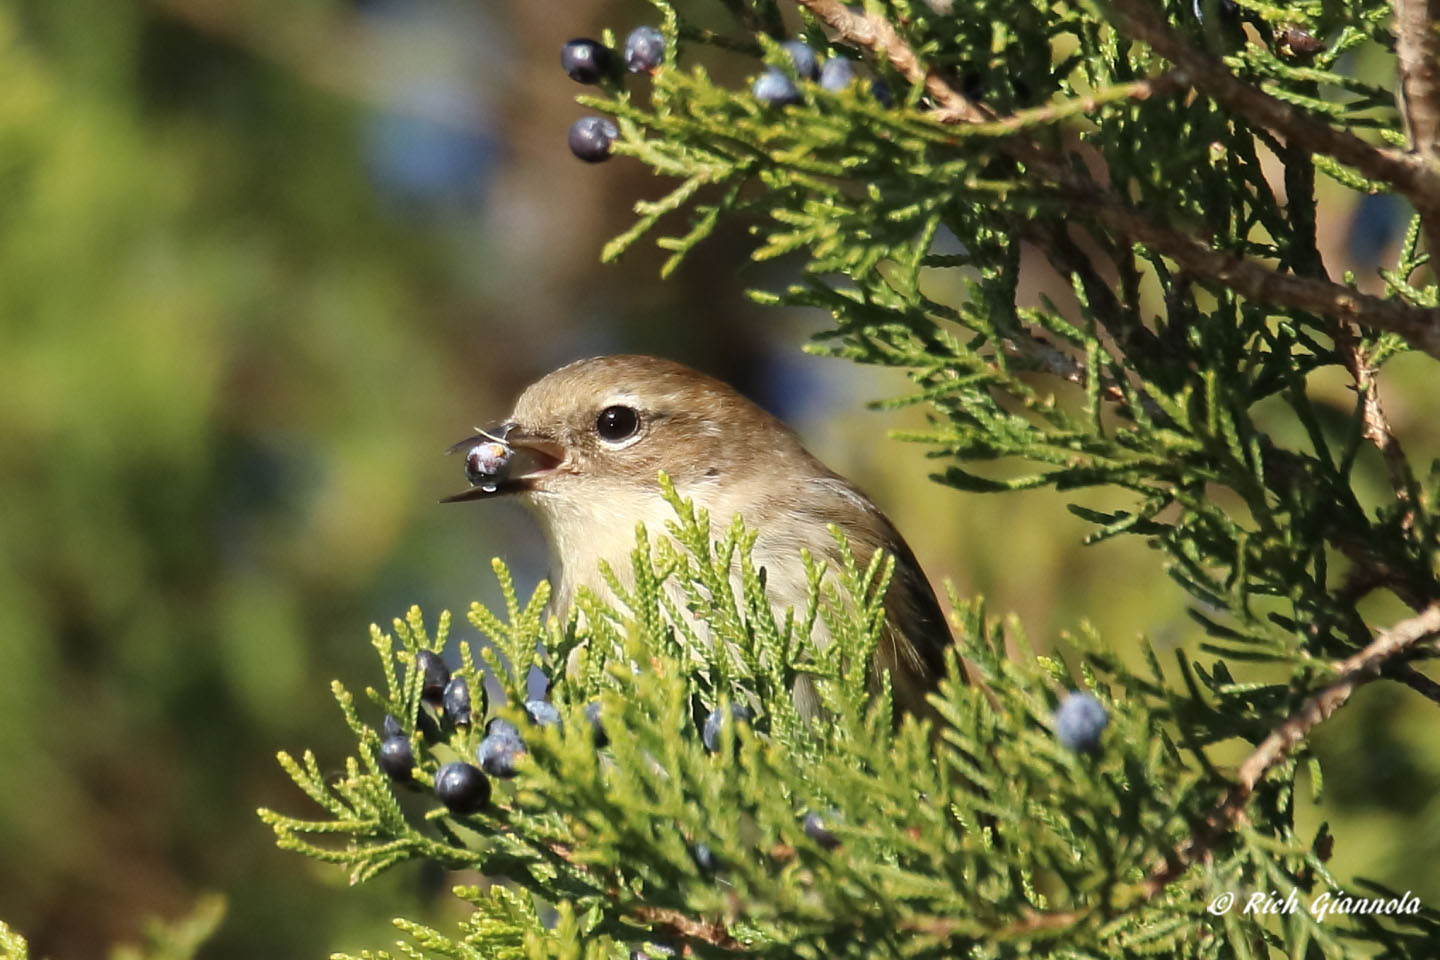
[1140,604,1440,897]
[633,905,742,950]
[1334,325,1417,520]
[793,0,1440,360]
[1393,0,1440,270]
[1107,0,1440,240]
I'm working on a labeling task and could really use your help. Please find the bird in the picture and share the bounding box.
[443,354,955,717]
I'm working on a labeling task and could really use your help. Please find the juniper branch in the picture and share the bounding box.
[794,0,1440,360]
[1107,0,1440,270]
[1140,603,1440,898]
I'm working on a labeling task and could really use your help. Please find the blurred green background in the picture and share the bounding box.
[1,1,1437,956]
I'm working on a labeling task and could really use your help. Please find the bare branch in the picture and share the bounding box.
[1394,0,1440,167]
[1393,0,1440,268]
[1140,604,1440,898]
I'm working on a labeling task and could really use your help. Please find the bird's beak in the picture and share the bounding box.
[440,422,567,503]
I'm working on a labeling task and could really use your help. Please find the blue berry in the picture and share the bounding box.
[561,38,613,85]
[1054,691,1109,753]
[819,57,856,92]
[478,722,527,778]
[870,78,893,107]
[624,26,666,73]
[584,700,609,747]
[382,714,404,740]
[443,676,472,728]
[702,703,752,753]
[690,842,719,873]
[416,650,450,705]
[568,116,619,163]
[630,943,676,960]
[524,699,562,728]
[377,736,415,780]
[752,68,802,107]
[782,40,820,80]
[801,810,841,850]
[434,761,490,813]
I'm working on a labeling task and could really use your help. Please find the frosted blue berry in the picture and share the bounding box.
[819,57,855,92]
[584,700,609,747]
[630,944,675,960]
[624,26,665,74]
[702,703,752,753]
[1054,691,1109,753]
[568,116,619,163]
[416,650,450,706]
[486,717,521,740]
[561,38,613,85]
[752,68,802,107]
[524,699,562,728]
[443,676,472,728]
[434,761,490,813]
[782,40,820,80]
[802,810,841,850]
[378,736,415,780]
[478,719,527,778]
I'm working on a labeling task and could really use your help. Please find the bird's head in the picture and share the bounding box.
[443,355,818,513]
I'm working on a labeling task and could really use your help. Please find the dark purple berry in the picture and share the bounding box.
[568,116,618,163]
[382,714,404,739]
[486,717,521,739]
[465,441,511,486]
[434,761,490,813]
[702,703,752,753]
[802,810,841,850]
[561,38,613,84]
[782,40,820,80]
[819,57,855,92]
[584,700,609,747]
[1054,691,1109,753]
[624,26,665,73]
[416,650,450,706]
[443,676,472,727]
[870,78,893,107]
[478,722,527,778]
[378,736,415,779]
[752,68,802,107]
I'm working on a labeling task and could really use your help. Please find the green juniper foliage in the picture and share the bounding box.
[261,0,1440,957]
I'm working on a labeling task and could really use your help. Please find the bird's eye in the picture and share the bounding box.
[595,405,641,443]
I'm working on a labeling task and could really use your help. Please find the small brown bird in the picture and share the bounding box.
[444,355,954,716]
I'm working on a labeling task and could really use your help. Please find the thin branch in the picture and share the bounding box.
[1140,604,1440,898]
[1385,661,1440,705]
[633,905,742,950]
[1393,0,1440,268]
[793,0,1440,361]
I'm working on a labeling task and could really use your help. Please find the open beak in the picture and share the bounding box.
[440,423,567,503]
